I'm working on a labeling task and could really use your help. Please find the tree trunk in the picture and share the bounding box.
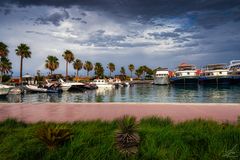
[87,70,89,76]
[19,56,23,84]
[109,70,111,77]
[76,70,79,78]
[50,70,53,75]
[0,71,2,83]
[66,61,68,80]
[131,71,132,78]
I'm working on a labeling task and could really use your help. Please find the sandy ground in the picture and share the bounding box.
[0,103,240,123]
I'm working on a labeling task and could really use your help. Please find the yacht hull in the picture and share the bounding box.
[199,76,231,85]
[170,76,199,85]
[230,75,240,84]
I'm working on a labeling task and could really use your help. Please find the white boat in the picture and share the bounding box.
[170,63,200,85]
[25,85,62,93]
[111,78,131,88]
[0,84,13,96]
[154,70,170,85]
[199,64,230,85]
[228,60,240,74]
[58,79,85,91]
[90,79,115,88]
[228,60,240,84]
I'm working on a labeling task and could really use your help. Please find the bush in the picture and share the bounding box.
[36,124,73,150]
[115,116,140,157]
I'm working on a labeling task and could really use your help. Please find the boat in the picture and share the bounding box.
[228,60,240,84]
[153,68,171,85]
[199,64,230,85]
[58,78,94,91]
[0,84,13,96]
[83,83,98,90]
[90,79,115,88]
[170,63,200,85]
[110,78,132,88]
[25,84,62,93]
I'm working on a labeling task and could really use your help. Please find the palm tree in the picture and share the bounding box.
[94,62,104,78]
[135,68,143,79]
[62,50,74,80]
[0,42,9,57]
[0,57,12,83]
[128,64,135,78]
[83,61,93,76]
[73,59,83,78]
[120,66,126,75]
[107,62,115,77]
[45,56,59,75]
[15,43,31,84]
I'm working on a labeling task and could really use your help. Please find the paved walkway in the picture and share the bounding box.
[0,103,240,123]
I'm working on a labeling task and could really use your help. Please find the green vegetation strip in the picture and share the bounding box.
[0,117,240,160]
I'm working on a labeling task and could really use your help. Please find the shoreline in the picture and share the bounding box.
[0,103,240,123]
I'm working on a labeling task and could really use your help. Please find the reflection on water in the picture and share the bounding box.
[1,84,240,103]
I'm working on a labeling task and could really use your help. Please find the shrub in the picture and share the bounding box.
[115,115,140,157]
[36,124,73,150]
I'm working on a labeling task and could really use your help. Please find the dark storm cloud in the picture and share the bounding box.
[71,17,82,21]
[1,0,240,17]
[148,32,180,39]
[3,8,11,15]
[1,0,240,29]
[35,10,69,26]
[191,10,240,29]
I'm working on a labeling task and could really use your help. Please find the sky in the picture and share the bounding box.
[0,0,240,76]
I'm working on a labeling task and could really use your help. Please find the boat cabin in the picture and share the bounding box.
[202,64,228,76]
[155,70,169,77]
[175,63,199,77]
[228,60,240,75]
[93,79,107,84]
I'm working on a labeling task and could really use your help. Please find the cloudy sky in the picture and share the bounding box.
[0,0,240,76]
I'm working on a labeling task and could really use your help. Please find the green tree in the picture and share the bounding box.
[0,42,9,57]
[135,67,143,79]
[107,62,115,77]
[45,56,59,75]
[73,59,83,78]
[120,66,126,75]
[83,61,93,76]
[62,50,74,80]
[144,65,153,76]
[16,43,31,83]
[94,62,104,78]
[0,57,12,83]
[128,64,135,78]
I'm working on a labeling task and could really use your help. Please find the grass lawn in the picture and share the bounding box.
[0,117,239,160]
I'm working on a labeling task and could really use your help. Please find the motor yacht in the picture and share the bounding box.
[199,64,230,85]
[170,63,200,85]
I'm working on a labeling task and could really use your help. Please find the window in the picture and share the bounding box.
[219,72,222,74]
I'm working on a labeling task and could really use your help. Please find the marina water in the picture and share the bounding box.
[1,84,240,103]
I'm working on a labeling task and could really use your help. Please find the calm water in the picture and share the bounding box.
[1,84,240,103]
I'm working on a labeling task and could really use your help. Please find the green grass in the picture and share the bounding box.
[0,117,239,160]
